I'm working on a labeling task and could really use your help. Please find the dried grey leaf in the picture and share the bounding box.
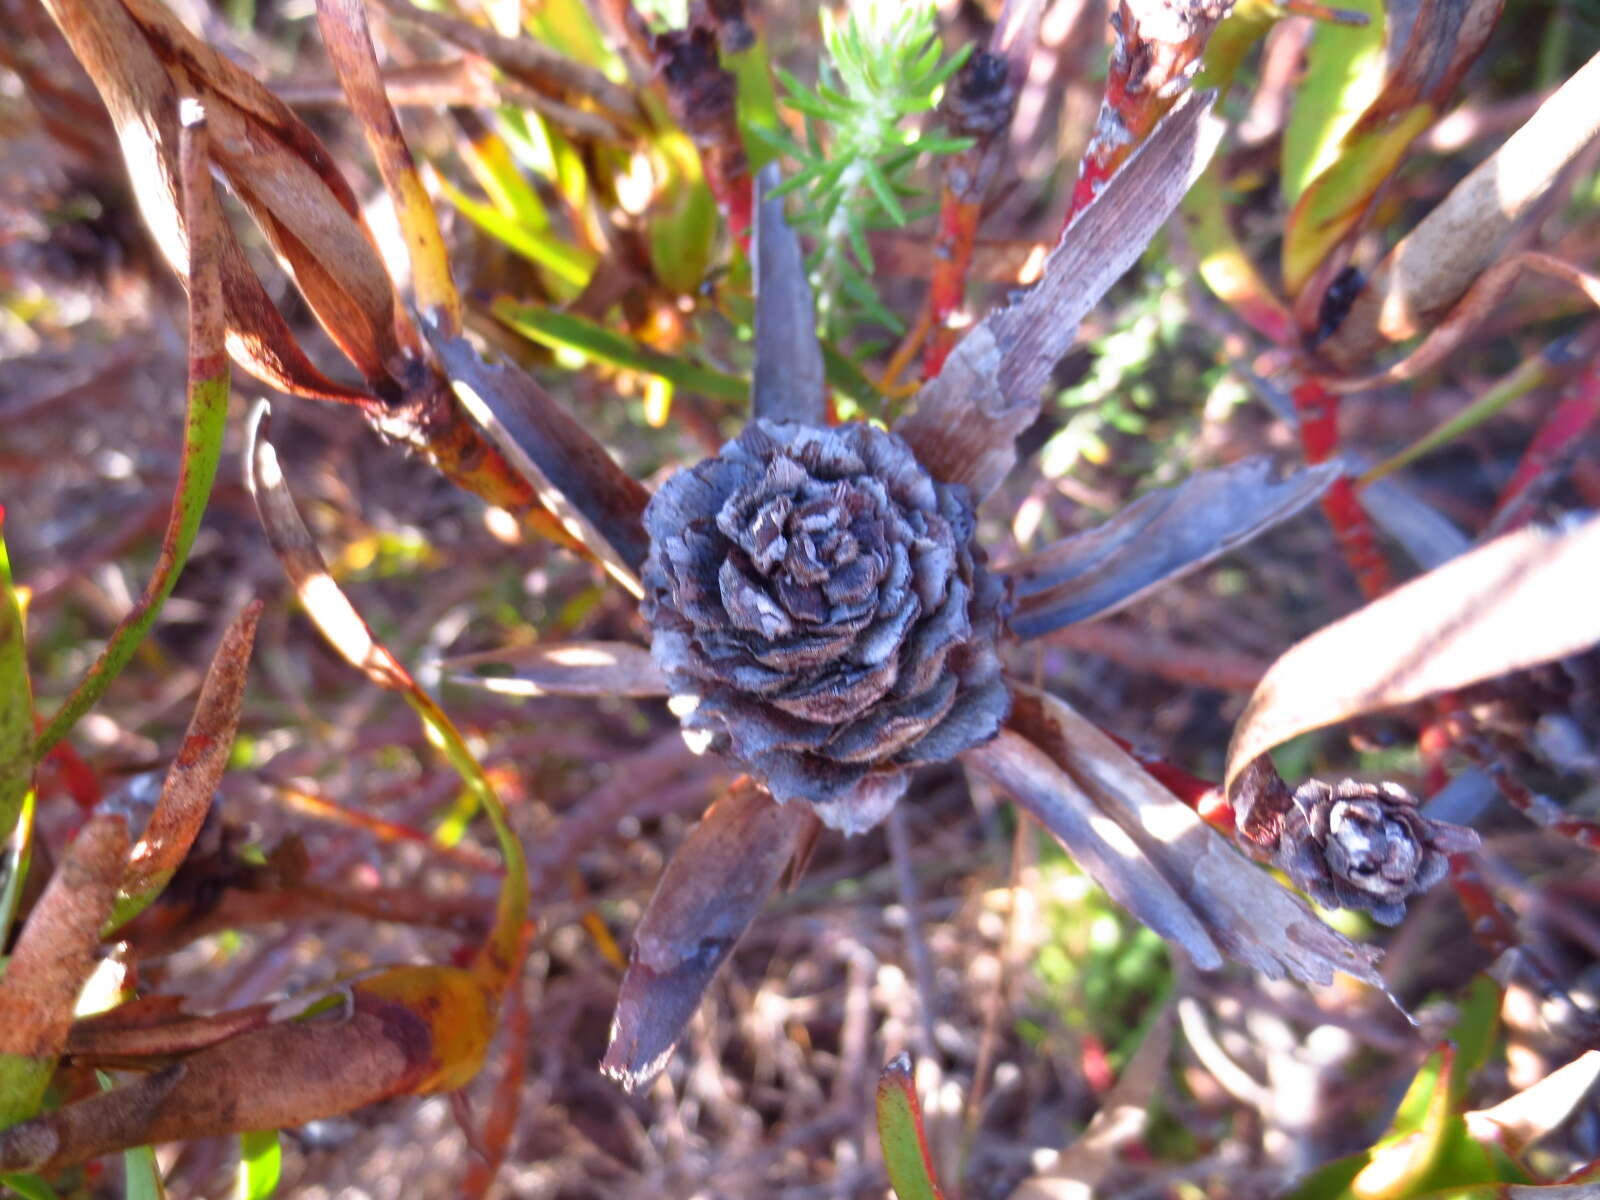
[1007,457,1340,638]
[751,164,825,426]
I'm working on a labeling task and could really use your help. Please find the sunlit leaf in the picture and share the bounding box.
[876,1053,944,1200]
[234,1129,281,1200]
[0,510,33,841]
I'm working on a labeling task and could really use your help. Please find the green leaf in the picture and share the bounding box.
[0,1174,57,1200]
[1281,0,1387,207]
[35,333,229,758]
[0,790,35,948]
[876,1054,944,1200]
[433,170,594,296]
[234,1129,281,1200]
[0,512,32,842]
[493,302,747,401]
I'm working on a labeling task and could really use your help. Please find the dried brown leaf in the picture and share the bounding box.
[894,90,1222,501]
[1465,1050,1600,1157]
[419,323,652,595]
[1322,49,1600,370]
[602,779,817,1091]
[1007,458,1340,638]
[314,0,462,335]
[1225,514,1600,795]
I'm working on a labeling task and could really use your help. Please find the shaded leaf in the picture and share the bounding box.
[601,779,817,1091]
[442,640,667,697]
[895,90,1222,501]
[751,163,826,426]
[1007,458,1340,639]
[1226,515,1600,796]
[0,810,138,1126]
[36,102,229,756]
[876,1053,944,1200]
[421,320,653,596]
[107,601,261,932]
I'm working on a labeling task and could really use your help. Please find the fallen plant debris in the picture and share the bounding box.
[2,0,1600,1194]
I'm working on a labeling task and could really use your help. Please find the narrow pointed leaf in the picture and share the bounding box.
[0,810,138,1126]
[1007,458,1340,639]
[1466,1052,1600,1159]
[37,102,229,756]
[107,601,261,933]
[998,685,1384,986]
[1324,49,1600,369]
[442,640,666,697]
[420,322,652,596]
[963,729,1224,969]
[315,0,462,334]
[1226,514,1600,796]
[895,90,1222,500]
[876,1053,945,1200]
[245,403,528,995]
[601,779,816,1092]
[751,163,826,425]
[0,510,33,841]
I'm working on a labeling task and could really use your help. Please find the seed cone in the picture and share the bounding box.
[641,420,1009,833]
[1277,779,1480,925]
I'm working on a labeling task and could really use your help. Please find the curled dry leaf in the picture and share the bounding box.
[0,810,138,1126]
[111,600,261,929]
[1464,1050,1600,1157]
[1006,457,1341,639]
[443,640,667,698]
[1225,514,1600,796]
[751,164,825,426]
[984,684,1383,986]
[894,89,1224,502]
[40,0,400,397]
[1321,48,1600,370]
[602,778,818,1092]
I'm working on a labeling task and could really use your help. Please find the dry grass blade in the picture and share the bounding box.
[1013,1003,1175,1200]
[1007,458,1340,639]
[752,164,826,425]
[1322,48,1600,369]
[443,640,667,697]
[0,811,137,1126]
[36,99,231,757]
[314,0,461,336]
[1004,684,1384,986]
[1225,514,1600,796]
[110,600,261,931]
[602,778,817,1092]
[894,90,1222,501]
[419,321,652,596]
